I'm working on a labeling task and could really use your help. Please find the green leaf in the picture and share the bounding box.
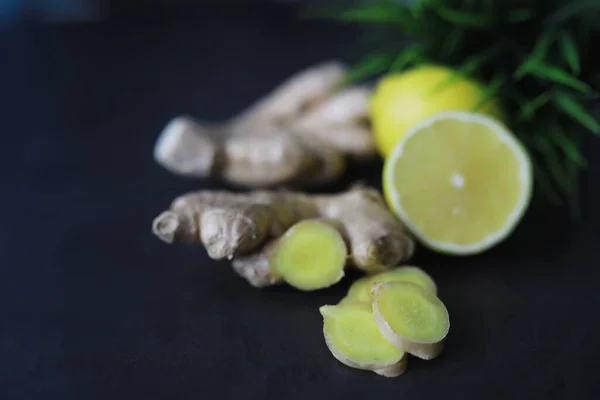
[553,91,600,133]
[519,91,552,120]
[472,73,504,113]
[514,32,554,80]
[548,125,587,167]
[514,60,534,81]
[410,0,432,16]
[389,43,426,72]
[531,158,562,206]
[532,31,554,61]
[341,53,395,86]
[337,4,409,24]
[559,32,580,75]
[527,63,591,93]
[533,134,572,198]
[432,43,505,93]
[434,4,491,28]
[440,28,464,58]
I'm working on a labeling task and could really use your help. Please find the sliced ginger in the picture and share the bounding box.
[340,276,372,305]
[152,186,414,287]
[320,302,407,377]
[341,266,437,304]
[270,219,347,291]
[372,282,449,360]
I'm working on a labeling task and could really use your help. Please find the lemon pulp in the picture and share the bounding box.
[383,111,532,254]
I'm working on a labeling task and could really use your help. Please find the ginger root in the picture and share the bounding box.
[372,282,450,360]
[153,61,377,188]
[340,266,437,304]
[319,302,407,377]
[152,186,414,287]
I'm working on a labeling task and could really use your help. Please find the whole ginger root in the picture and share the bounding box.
[152,186,414,288]
[153,61,377,188]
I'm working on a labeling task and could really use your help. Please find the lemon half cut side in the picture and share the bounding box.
[383,111,533,255]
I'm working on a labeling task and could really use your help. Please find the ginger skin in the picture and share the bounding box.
[152,186,414,287]
[153,61,377,188]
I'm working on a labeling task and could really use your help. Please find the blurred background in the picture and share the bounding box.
[0,0,328,22]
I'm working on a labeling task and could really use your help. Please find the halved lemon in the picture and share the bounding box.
[383,111,533,255]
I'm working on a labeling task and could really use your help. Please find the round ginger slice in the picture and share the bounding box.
[319,303,407,377]
[271,219,347,291]
[372,281,449,360]
[340,266,437,304]
[339,276,372,305]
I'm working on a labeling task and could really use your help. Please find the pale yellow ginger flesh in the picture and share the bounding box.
[372,282,450,360]
[152,186,414,287]
[340,266,437,304]
[270,220,347,291]
[153,61,377,188]
[320,303,407,377]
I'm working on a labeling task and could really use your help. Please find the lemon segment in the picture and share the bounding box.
[383,111,532,255]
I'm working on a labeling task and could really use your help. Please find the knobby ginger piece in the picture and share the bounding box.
[153,61,378,188]
[290,86,376,159]
[315,188,415,273]
[152,190,320,260]
[230,61,348,131]
[372,282,450,360]
[154,119,317,187]
[320,303,407,377]
[270,219,347,291]
[341,266,437,304]
[152,186,414,282]
[232,240,284,288]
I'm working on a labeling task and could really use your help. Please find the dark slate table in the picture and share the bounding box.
[2,4,599,399]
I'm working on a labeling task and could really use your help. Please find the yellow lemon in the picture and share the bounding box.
[383,111,532,255]
[370,65,504,157]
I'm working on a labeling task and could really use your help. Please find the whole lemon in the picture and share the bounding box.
[370,65,504,157]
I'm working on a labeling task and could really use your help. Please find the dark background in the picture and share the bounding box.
[2,2,600,399]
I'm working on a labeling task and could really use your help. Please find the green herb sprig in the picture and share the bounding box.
[307,0,600,217]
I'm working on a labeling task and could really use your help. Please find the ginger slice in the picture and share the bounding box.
[372,282,449,360]
[341,266,437,304]
[152,186,414,285]
[340,276,372,305]
[270,219,347,291]
[320,302,407,377]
